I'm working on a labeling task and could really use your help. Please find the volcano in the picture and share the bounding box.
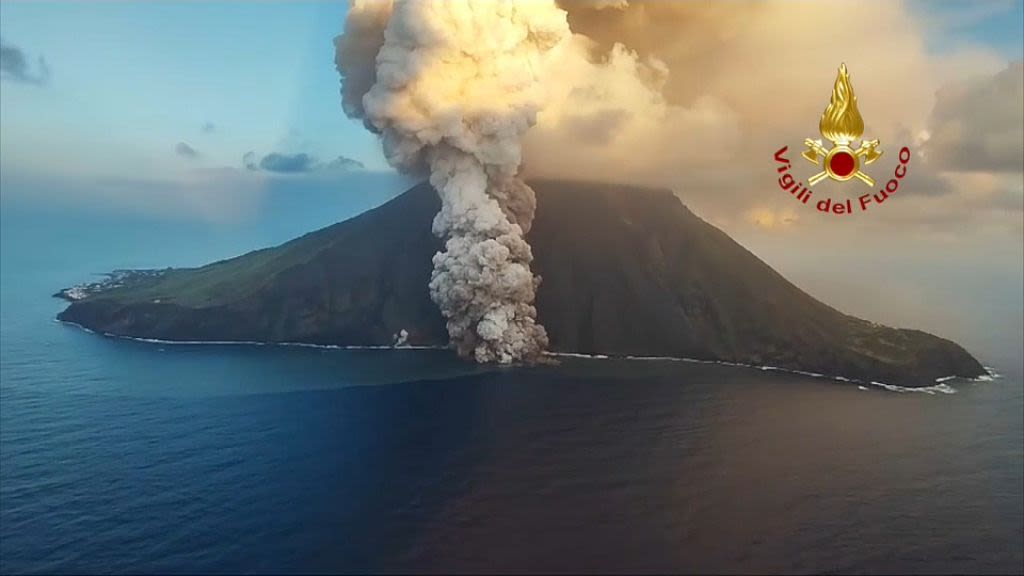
[56,180,985,387]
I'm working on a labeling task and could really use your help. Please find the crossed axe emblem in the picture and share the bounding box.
[801,138,883,186]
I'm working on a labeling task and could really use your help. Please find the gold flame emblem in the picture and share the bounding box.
[802,64,882,186]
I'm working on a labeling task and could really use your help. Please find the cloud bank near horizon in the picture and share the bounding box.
[243,151,366,174]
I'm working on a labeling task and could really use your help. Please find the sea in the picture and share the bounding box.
[1,175,1022,574]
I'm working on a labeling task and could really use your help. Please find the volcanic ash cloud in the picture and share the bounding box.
[335,0,570,363]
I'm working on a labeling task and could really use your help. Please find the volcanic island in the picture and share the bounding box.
[55,179,986,388]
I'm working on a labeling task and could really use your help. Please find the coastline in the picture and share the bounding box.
[56,318,1000,395]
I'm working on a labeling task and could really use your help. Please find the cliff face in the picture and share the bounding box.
[58,180,985,386]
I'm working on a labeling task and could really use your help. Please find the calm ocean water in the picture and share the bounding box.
[1,181,1022,574]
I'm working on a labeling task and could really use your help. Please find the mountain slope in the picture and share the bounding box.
[57,180,985,386]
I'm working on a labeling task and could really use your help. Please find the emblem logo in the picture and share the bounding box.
[772,63,912,217]
[801,63,882,187]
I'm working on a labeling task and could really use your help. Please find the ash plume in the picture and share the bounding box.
[335,0,570,363]
[333,0,1013,362]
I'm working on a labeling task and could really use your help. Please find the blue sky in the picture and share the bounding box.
[910,0,1024,57]
[0,1,386,179]
[0,1,1021,181]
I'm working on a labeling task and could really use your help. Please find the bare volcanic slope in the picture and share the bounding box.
[57,180,985,386]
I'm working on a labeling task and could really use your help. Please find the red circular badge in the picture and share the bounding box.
[829,150,856,178]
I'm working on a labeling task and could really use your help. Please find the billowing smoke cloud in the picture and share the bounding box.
[334,0,391,120]
[336,0,569,363]
[336,0,1020,362]
[530,0,1017,235]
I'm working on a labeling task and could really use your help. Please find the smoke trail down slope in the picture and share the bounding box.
[336,0,569,363]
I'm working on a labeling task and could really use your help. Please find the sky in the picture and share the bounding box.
[1,0,1022,361]
[912,0,1024,56]
[0,1,386,179]
[0,1,1020,187]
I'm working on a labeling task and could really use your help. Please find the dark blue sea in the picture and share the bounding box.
[2,175,1022,574]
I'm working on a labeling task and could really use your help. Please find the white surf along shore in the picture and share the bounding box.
[57,319,999,395]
